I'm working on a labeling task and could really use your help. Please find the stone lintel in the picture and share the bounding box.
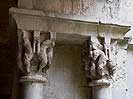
[9,7,131,40]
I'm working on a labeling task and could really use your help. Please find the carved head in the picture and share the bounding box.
[91,41,103,50]
[23,38,32,49]
[41,40,55,48]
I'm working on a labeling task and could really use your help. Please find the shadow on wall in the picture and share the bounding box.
[0,0,18,98]
[9,14,19,99]
[0,94,11,99]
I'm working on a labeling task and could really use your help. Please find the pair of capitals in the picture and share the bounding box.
[17,30,116,83]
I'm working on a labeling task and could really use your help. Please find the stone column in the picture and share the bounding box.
[17,30,56,99]
[92,86,112,99]
[90,80,112,99]
[82,36,116,99]
[20,75,46,99]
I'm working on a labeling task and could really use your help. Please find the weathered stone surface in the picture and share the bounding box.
[7,0,133,99]
[43,45,91,99]
[17,0,130,25]
[82,36,116,83]
[17,30,55,76]
[123,0,133,98]
[10,7,130,40]
[111,40,129,99]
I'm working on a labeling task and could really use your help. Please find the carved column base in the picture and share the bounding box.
[20,75,47,99]
[89,79,112,99]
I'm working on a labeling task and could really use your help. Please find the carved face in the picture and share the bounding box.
[91,42,103,50]
[23,38,32,53]
[49,42,55,47]
[41,40,55,47]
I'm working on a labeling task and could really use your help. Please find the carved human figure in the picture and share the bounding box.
[33,31,40,54]
[83,37,117,81]
[18,30,55,76]
[39,40,55,73]
[88,41,108,80]
[23,37,33,74]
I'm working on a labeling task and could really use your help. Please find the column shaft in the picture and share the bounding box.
[92,86,112,99]
[21,82,44,99]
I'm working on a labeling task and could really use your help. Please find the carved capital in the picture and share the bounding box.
[17,30,56,78]
[82,36,117,86]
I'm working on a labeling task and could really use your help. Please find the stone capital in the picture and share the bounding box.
[82,36,118,86]
[17,29,56,82]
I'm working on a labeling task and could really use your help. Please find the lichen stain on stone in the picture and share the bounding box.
[80,0,95,15]
[102,0,120,20]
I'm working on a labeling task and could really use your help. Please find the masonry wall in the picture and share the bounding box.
[43,45,91,99]
[122,0,133,99]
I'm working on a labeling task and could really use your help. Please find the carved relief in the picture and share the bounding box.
[18,30,55,76]
[38,40,55,73]
[23,37,33,74]
[82,36,116,82]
